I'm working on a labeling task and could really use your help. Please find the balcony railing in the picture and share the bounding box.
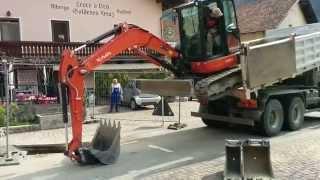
[0,41,158,63]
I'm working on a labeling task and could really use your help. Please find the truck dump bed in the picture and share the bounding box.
[241,29,320,90]
[194,25,320,101]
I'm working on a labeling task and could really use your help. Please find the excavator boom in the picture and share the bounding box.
[58,23,180,163]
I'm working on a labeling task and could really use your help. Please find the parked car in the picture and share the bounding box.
[122,80,161,110]
[15,90,36,103]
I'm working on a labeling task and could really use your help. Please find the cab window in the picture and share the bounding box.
[180,6,202,59]
[223,0,240,52]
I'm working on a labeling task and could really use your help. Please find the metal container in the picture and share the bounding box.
[241,27,320,91]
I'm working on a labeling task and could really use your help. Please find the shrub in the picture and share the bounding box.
[0,106,4,127]
[136,72,170,79]
[95,72,129,98]
[15,103,38,124]
[0,103,38,127]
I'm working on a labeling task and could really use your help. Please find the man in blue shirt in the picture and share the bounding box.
[109,79,122,112]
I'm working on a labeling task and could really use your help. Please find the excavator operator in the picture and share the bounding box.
[206,3,223,56]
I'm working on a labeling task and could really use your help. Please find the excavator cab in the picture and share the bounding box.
[161,0,240,74]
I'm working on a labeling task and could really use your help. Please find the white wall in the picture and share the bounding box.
[278,1,306,28]
[0,0,162,41]
[240,31,265,42]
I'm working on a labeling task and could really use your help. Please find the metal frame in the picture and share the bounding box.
[0,58,20,166]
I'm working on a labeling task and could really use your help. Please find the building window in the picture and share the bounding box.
[51,20,70,42]
[0,18,21,41]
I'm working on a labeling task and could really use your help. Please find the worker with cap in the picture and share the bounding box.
[206,4,223,56]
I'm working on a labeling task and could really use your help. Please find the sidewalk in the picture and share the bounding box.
[0,101,201,146]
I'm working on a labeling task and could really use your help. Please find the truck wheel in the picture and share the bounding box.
[285,97,305,131]
[130,99,137,110]
[261,99,284,136]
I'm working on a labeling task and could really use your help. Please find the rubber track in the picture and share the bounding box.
[195,66,242,101]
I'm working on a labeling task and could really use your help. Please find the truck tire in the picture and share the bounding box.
[285,97,305,131]
[261,99,284,136]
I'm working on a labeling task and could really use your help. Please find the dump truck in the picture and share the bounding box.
[160,0,320,137]
[192,26,320,137]
[59,0,320,164]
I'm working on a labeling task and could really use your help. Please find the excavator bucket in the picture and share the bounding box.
[78,120,121,165]
[242,139,274,180]
[224,140,242,180]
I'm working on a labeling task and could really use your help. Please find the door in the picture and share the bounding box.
[222,0,240,53]
[51,20,70,42]
[179,4,202,60]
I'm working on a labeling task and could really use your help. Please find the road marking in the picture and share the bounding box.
[110,156,194,179]
[148,145,174,153]
[129,156,194,175]
[121,140,139,145]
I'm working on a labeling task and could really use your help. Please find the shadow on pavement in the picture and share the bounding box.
[95,105,154,114]
[303,116,320,129]
[6,114,320,180]
[134,126,162,130]
[202,171,223,180]
[208,114,320,138]
[6,126,258,180]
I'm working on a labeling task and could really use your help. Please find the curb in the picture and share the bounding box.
[0,124,40,136]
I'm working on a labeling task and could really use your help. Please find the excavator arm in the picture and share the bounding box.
[58,23,180,161]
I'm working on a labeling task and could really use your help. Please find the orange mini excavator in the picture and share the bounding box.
[58,23,181,164]
[59,0,241,164]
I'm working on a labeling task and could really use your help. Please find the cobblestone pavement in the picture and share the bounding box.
[1,101,320,180]
[141,116,320,180]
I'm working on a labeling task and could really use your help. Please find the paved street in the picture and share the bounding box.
[1,101,320,180]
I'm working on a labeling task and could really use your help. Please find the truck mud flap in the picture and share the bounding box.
[242,139,274,180]
[78,120,121,165]
[224,140,242,180]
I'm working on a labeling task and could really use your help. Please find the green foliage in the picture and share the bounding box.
[0,103,38,127]
[136,72,169,79]
[95,72,129,97]
[0,106,4,127]
[16,103,38,124]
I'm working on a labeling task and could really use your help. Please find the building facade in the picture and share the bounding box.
[0,0,164,99]
[0,0,162,41]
